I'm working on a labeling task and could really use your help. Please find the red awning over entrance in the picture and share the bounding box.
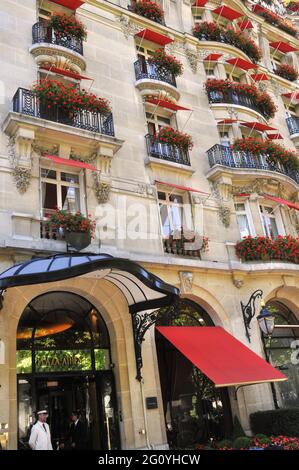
[156,326,287,387]
[43,154,97,171]
[135,29,173,46]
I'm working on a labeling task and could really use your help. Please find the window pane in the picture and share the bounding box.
[237,214,250,238]
[41,168,56,180]
[235,203,245,212]
[61,186,80,213]
[170,205,182,231]
[158,191,166,201]
[269,218,279,238]
[61,172,79,184]
[160,204,171,237]
[169,195,183,204]
[42,182,57,215]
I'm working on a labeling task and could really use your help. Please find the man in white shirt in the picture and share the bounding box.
[29,410,53,450]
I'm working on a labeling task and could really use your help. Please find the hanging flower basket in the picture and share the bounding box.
[233,138,299,172]
[32,79,111,115]
[49,12,87,41]
[148,49,184,77]
[47,209,96,250]
[133,0,164,23]
[154,127,194,149]
[236,236,299,264]
[275,63,298,82]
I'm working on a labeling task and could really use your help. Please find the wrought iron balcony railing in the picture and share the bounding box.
[145,134,190,166]
[206,88,268,119]
[207,144,299,185]
[286,116,299,136]
[13,88,115,136]
[32,21,83,55]
[134,59,177,87]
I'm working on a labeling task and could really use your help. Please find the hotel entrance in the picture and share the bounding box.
[16,291,120,450]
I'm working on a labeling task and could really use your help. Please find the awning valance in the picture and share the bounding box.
[240,122,277,132]
[43,154,97,171]
[192,0,208,7]
[263,195,299,211]
[226,57,258,71]
[237,20,253,30]
[40,66,92,81]
[267,133,283,140]
[146,99,190,111]
[50,0,85,9]
[269,41,297,54]
[155,180,209,195]
[251,73,269,82]
[212,6,243,21]
[156,326,287,387]
[135,29,173,46]
[203,53,223,61]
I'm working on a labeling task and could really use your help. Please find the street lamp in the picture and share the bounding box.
[257,301,275,338]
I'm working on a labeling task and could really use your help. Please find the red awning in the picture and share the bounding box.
[146,99,190,111]
[267,133,283,140]
[212,6,243,20]
[155,180,209,195]
[241,122,277,132]
[135,29,173,46]
[43,154,97,171]
[156,326,287,387]
[203,53,223,61]
[252,4,269,15]
[218,119,238,124]
[50,0,85,9]
[40,66,92,81]
[226,57,258,71]
[263,195,299,211]
[251,73,269,81]
[237,19,253,30]
[282,91,299,100]
[192,0,208,6]
[269,42,297,53]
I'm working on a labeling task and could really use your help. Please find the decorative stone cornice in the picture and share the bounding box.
[29,44,86,73]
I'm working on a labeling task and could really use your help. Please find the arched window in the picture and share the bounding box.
[263,301,299,408]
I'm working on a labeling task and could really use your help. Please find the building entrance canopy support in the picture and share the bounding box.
[0,253,179,381]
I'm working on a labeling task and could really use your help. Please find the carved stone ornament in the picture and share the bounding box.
[179,271,193,294]
[8,137,33,194]
[233,279,244,289]
[211,182,231,228]
[116,14,142,39]
[184,47,199,73]
[231,178,268,197]
[93,172,111,204]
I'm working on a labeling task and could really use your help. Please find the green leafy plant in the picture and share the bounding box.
[233,436,251,449]
[250,409,299,438]
[148,48,184,77]
[49,12,87,41]
[232,415,246,440]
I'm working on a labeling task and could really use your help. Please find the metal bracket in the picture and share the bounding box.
[240,289,263,343]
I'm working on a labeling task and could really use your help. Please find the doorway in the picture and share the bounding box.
[16,291,120,450]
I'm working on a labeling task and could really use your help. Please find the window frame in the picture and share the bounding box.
[234,199,256,238]
[157,190,194,238]
[259,203,285,238]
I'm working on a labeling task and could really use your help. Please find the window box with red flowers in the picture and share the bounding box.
[275,63,298,82]
[49,12,87,41]
[193,22,262,63]
[205,79,277,119]
[255,8,298,37]
[153,127,193,150]
[148,48,184,78]
[233,138,299,173]
[132,0,164,24]
[235,236,299,264]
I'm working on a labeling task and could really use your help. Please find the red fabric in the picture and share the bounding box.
[226,57,258,71]
[40,66,91,81]
[235,193,251,197]
[237,19,253,30]
[252,4,269,15]
[218,119,238,124]
[212,6,243,20]
[155,180,209,195]
[269,42,297,53]
[50,0,85,9]
[251,73,269,81]
[146,99,190,111]
[263,195,299,211]
[135,29,173,46]
[282,91,299,100]
[192,0,208,6]
[241,122,277,131]
[267,133,283,140]
[156,326,287,387]
[43,154,97,171]
[203,53,223,61]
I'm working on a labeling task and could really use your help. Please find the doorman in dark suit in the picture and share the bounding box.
[68,411,86,450]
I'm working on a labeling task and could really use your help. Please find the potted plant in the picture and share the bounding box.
[154,126,194,149]
[235,235,299,264]
[47,209,96,251]
[148,48,184,77]
[133,0,164,24]
[49,12,87,41]
[275,63,298,82]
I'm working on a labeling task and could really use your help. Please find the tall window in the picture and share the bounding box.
[158,191,192,238]
[146,112,172,135]
[259,205,280,238]
[235,203,253,238]
[41,167,81,217]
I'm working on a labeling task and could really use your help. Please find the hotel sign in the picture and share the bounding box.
[35,350,91,372]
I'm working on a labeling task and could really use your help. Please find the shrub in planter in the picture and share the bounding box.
[148,48,184,77]
[32,79,111,115]
[233,436,251,450]
[49,12,87,40]
[216,439,233,449]
[275,63,298,82]
[48,209,96,237]
[133,0,164,23]
[154,126,194,149]
[250,409,299,437]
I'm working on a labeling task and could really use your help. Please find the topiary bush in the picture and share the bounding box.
[216,439,233,449]
[250,409,299,437]
[233,436,251,449]
[232,415,246,440]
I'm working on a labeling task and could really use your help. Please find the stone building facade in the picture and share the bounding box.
[0,0,298,450]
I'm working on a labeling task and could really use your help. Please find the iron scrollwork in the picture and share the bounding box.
[241,289,263,343]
